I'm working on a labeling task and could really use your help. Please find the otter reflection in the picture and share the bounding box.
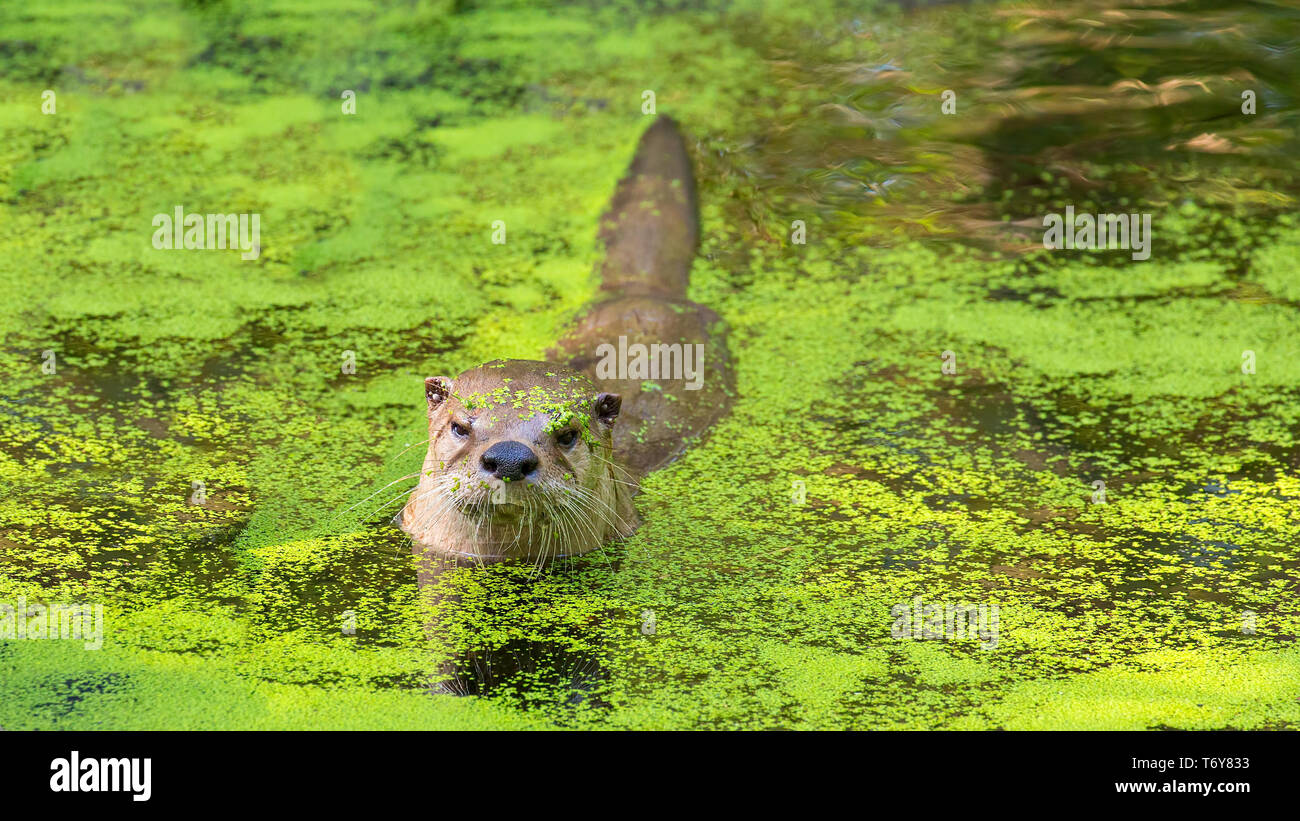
[431,639,609,706]
[416,553,614,705]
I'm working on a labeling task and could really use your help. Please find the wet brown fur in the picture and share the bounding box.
[402,117,732,564]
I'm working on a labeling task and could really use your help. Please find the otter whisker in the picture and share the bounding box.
[563,481,637,538]
[403,475,469,537]
[320,470,423,529]
[546,481,616,566]
[551,492,612,572]
[354,477,438,524]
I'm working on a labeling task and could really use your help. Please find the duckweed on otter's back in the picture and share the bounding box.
[1,0,1298,729]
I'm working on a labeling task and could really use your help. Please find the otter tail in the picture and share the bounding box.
[550,116,732,478]
[596,116,699,300]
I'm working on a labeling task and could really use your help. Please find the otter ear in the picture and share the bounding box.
[425,376,454,412]
[594,392,621,426]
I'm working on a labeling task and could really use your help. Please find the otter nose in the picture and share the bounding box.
[480,440,539,481]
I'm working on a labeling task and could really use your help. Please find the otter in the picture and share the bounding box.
[399,360,637,562]
[400,117,732,565]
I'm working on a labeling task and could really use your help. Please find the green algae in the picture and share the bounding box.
[2,0,1299,730]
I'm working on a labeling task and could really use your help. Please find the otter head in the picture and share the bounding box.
[402,359,634,562]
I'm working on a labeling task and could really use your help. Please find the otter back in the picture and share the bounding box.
[549,116,733,476]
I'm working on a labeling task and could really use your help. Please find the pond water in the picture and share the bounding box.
[1,0,1298,729]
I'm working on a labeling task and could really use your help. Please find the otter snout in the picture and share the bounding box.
[480,440,539,481]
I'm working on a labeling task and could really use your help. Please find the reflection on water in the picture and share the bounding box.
[736,0,1300,249]
[416,554,613,710]
[430,639,609,708]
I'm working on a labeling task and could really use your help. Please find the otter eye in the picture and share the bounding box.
[556,429,579,448]
[450,421,470,438]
